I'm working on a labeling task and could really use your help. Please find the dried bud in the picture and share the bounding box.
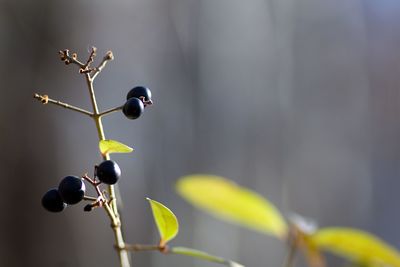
[84,204,93,212]
[105,51,114,61]
[59,51,66,61]
[91,47,97,56]
[41,95,49,104]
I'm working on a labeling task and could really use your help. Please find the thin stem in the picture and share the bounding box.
[124,244,161,252]
[283,237,297,267]
[82,174,105,203]
[103,201,119,226]
[83,73,130,267]
[85,74,100,115]
[82,174,100,186]
[82,46,97,70]
[59,49,86,68]
[83,196,98,201]
[92,51,114,80]
[33,94,93,117]
[98,105,123,118]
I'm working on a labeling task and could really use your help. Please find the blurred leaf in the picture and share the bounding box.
[171,246,244,267]
[176,175,287,238]
[345,261,385,267]
[99,139,133,156]
[147,198,179,247]
[312,227,400,267]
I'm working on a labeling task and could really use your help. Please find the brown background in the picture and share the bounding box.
[1,0,400,266]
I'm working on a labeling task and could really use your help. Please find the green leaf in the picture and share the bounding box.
[347,261,384,267]
[171,246,244,267]
[99,139,133,156]
[146,198,179,247]
[176,175,287,239]
[312,227,400,267]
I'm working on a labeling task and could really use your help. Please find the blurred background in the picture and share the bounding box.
[1,0,400,266]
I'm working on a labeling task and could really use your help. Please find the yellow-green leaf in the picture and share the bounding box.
[99,139,133,156]
[348,261,384,267]
[171,246,244,267]
[312,227,400,267]
[176,175,287,239]
[147,198,179,247]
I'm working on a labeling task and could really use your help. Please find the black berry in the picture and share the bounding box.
[127,86,152,101]
[58,176,86,205]
[84,204,93,212]
[96,160,121,185]
[123,97,144,120]
[42,189,66,213]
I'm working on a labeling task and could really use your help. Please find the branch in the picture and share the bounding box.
[92,51,114,80]
[283,237,297,267]
[59,47,110,76]
[83,196,98,201]
[82,46,97,72]
[59,49,86,68]
[123,244,162,252]
[98,105,123,117]
[33,93,93,117]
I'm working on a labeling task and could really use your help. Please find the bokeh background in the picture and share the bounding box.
[1,0,400,266]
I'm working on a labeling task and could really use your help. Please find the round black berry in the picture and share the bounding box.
[123,97,144,120]
[42,189,66,213]
[127,86,152,101]
[96,160,121,185]
[58,176,86,205]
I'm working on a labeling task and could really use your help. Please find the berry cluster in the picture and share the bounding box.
[42,160,121,213]
[123,86,152,119]
[42,176,85,212]
[42,85,152,213]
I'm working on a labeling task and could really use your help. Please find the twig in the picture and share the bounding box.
[98,105,123,117]
[59,49,85,67]
[124,244,162,252]
[283,238,297,267]
[33,93,93,117]
[282,224,299,267]
[92,51,114,80]
[83,47,97,70]
[83,196,98,201]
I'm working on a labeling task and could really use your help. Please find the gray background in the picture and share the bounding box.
[1,0,399,266]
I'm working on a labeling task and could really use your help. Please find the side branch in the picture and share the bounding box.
[283,238,297,267]
[98,105,123,118]
[83,196,98,201]
[33,93,93,117]
[59,49,85,67]
[123,244,164,253]
[59,48,113,79]
[92,51,114,80]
